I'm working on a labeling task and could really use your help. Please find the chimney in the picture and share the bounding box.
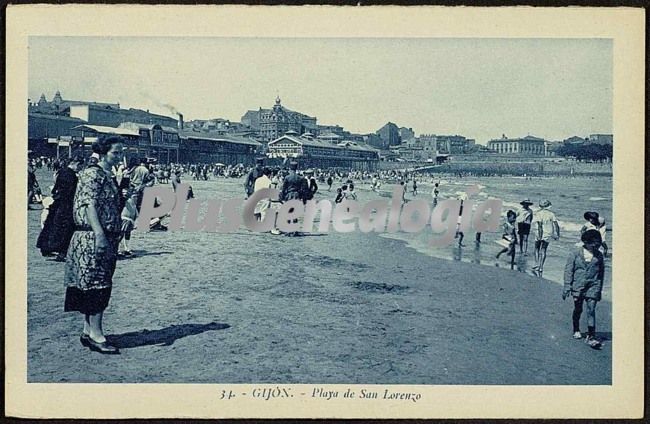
[178,113,184,130]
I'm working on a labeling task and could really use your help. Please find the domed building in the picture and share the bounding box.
[257,96,317,143]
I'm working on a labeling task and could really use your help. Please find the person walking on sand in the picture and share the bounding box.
[495,210,518,270]
[327,175,333,191]
[305,169,318,199]
[412,179,418,196]
[532,199,560,275]
[64,136,124,354]
[279,161,308,236]
[253,167,273,222]
[37,155,84,261]
[244,157,265,199]
[334,187,344,204]
[516,198,534,256]
[431,182,440,208]
[454,192,469,247]
[562,229,605,349]
[130,157,154,212]
[27,162,41,209]
[345,182,357,201]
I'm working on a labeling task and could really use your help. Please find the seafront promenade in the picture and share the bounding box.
[27,170,612,384]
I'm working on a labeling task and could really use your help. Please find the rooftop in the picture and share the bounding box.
[269,134,377,152]
[71,124,140,137]
[179,130,262,147]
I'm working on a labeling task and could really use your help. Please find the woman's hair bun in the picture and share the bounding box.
[91,135,123,155]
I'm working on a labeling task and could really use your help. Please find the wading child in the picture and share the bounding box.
[563,229,604,349]
[496,210,518,269]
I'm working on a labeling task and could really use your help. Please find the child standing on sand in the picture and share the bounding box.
[563,229,605,349]
[119,189,138,257]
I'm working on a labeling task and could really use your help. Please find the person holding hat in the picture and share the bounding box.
[531,199,560,275]
[516,198,534,255]
[562,229,605,349]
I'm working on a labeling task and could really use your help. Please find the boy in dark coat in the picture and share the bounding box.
[563,229,605,349]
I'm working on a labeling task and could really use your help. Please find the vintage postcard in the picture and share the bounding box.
[5,5,645,419]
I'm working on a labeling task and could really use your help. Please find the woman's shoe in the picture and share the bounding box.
[572,331,583,339]
[87,337,120,354]
[80,334,91,347]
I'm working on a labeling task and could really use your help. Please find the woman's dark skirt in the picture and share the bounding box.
[64,286,112,315]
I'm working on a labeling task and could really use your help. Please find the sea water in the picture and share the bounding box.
[376,175,613,301]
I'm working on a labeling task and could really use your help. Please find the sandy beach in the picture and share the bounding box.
[27,169,611,384]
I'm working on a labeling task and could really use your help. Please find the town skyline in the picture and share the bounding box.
[29,37,612,144]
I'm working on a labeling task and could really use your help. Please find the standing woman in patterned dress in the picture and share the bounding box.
[64,136,124,354]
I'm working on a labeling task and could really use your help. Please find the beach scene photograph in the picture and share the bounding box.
[24,34,615,387]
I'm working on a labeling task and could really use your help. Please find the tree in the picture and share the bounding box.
[556,143,612,162]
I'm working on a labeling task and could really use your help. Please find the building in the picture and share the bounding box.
[436,135,475,154]
[563,136,588,145]
[316,132,343,144]
[178,129,262,165]
[69,104,178,128]
[399,127,415,142]
[69,124,141,158]
[118,122,181,163]
[30,91,178,128]
[418,134,475,154]
[416,135,440,156]
[487,135,547,155]
[240,110,262,130]
[28,112,86,141]
[267,131,379,170]
[27,113,87,157]
[251,97,318,143]
[29,90,120,115]
[587,134,613,145]
[545,141,563,156]
[376,122,401,147]
[363,133,386,150]
[316,124,349,138]
[184,118,253,136]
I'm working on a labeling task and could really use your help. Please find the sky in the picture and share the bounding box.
[29,37,612,144]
